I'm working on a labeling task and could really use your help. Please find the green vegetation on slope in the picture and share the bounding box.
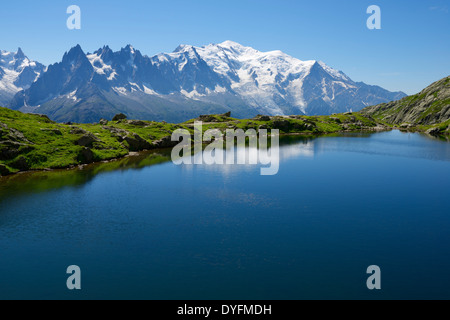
[0,107,380,176]
[0,107,188,176]
[362,75,450,135]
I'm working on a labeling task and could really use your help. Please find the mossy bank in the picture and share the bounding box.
[0,107,382,176]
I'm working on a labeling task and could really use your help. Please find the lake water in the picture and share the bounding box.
[0,130,449,300]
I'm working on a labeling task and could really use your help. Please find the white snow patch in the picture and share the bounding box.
[113,87,128,95]
[143,85,158,95]
[87,53,116,80]
[67,90,78,101]
[181,88,206,100]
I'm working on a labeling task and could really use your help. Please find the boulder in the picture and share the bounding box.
[112,113,127,121]
[9,128,26,141]
[40,128,62,135]
[103,126,129,142]
[76,134,99,148]
[152,136,179,149]
[77,147,95,164]
[70,127,88,135]
[0,141,34,161]
[127,120,147,126]
[10,156,30,171]
[0,164,12,176]
[257,115,271,122]
[221,111,232,118]
[330,117,342,124]
[1,126,31,143]
[426,127,441,136]
[272,119,292,132]
[99,119,108,125]
[292,122,306,131]
[124,134,152,151]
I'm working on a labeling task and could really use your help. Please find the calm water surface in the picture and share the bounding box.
[0,130,449,299]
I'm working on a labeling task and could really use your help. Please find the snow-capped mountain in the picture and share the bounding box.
[0,48,45,106]
[9,42,406,123]
[177,41,406,115]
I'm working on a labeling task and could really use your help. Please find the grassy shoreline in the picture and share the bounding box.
[0,107,447,177]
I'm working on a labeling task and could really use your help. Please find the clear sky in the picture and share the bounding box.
[0,0,448,95]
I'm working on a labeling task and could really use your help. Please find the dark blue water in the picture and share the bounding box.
[0,130,449,300]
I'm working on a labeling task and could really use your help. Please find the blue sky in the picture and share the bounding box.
[0,0,448,95]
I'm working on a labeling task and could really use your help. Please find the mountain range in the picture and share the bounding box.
[0,48,45,106]
[1,41,406,123]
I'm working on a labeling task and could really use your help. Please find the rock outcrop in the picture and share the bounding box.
[362,76,450,126]
[112,113,127,121]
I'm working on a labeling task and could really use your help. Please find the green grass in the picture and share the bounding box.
[416,119,450,133]
[0,106,424,176]
[0,107,183,174]
[419,98,450,121]
[185,113,377,134]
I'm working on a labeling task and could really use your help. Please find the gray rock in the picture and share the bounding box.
[292,122,306,131]
[40,128,62,135]
[152,136,179,149]
[426,127,441,136]
[362,75,450,126]
[127,120,147,126]
[272,119,292,132]
[124,134,152,151]
[76,134,98,148]
[0,141,34,161]
[77,147,95,164]
[70,127,88,135]
[112,113,127,121]
[99,119,108,125]
[330,117,342,124]
[103,126,129,142]
[257,115,271,122]
[0,125,31,144]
